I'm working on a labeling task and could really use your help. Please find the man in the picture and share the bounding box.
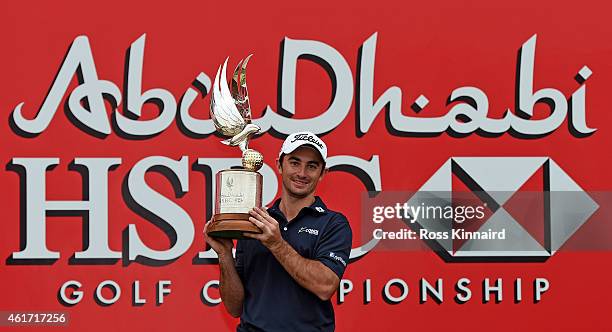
[204,131,352,332]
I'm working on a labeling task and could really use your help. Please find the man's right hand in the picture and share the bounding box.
[204,219,234,258]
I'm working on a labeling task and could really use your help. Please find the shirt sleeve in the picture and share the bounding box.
[313,214,352,279]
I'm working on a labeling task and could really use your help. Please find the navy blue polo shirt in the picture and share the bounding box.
[235,196,352,332]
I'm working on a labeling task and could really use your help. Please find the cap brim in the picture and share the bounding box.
[283,143,326,163]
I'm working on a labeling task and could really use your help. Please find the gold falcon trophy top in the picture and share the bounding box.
[206,55,264,238]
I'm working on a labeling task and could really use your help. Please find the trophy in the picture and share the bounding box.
[206,55,264,238]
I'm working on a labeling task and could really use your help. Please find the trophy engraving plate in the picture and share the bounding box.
[217,170,262,214]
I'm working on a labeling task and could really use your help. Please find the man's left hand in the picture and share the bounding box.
[245,207,283,251]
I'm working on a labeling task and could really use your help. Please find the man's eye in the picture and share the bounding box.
[307,164,317,170]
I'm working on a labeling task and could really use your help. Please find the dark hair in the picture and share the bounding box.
[279,152,326,174]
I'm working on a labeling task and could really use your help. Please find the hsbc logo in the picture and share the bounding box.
[354,157,599,263]
[406,157,599,262]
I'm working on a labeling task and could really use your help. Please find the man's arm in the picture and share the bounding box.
[204,221,244,317]
[217,251,244,317]
[270,239,340,301]
[245,208,340,301]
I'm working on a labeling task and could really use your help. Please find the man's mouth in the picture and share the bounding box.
[292,179,309,187]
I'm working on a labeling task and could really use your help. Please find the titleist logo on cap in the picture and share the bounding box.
[290,134,324,149]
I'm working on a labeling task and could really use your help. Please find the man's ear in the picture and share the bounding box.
[318,168,328,181]
[276,158,282,174]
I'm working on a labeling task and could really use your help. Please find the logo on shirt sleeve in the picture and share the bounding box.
[329,252,347,266]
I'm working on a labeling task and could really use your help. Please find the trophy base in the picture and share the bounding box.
[207,213,262,239]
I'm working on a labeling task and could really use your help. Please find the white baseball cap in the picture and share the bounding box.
[279,131,327,163]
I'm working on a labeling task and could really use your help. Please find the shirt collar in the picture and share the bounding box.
[268,196,328,219]
[308,196,328,215]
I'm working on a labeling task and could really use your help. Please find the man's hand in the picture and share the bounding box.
[244,207,340,301]
[204,219,234,257]
[244,207,283,251]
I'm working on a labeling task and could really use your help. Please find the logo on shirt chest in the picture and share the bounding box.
[298,227,319,236]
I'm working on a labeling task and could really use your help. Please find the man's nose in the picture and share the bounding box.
[296,165,308,178]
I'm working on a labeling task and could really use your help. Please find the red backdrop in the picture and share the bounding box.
[1,0,611,331]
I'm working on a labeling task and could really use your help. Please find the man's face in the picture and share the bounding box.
[278,146,326,199]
